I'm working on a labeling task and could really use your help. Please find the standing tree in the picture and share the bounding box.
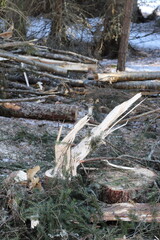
[47,0,67,48]
[117,0,134,71]
[94,0,125,58]
[94,0,139,59]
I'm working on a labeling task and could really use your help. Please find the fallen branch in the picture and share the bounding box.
[19,55,97,72]
[49,47,98,64]
[0,94,58,103]
[0,50,67,75]
[0,40,36,49]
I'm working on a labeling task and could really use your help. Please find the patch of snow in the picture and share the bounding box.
[130,32,160,50]
[99,58,160,72]
[26,17,51,39]
[138,0,160,17]
[130,21,160,50]
[26,2,160,52]
[2,158,16,162]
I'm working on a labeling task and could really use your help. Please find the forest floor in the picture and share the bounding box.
[0,18,160,240]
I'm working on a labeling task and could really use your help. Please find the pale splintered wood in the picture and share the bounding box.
[48,93,142,179]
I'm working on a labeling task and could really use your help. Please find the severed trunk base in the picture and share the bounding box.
[88,166,157,204]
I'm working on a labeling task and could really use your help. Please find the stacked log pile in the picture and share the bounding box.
[0,39,159,122]
[0,40,98,122]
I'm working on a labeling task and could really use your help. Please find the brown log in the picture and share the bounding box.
[0,102,78,122]
[102,203,160,222]
[113,80,160,90]
[88,166,157,204]
[0,50,67,75]
[97,72,160,83]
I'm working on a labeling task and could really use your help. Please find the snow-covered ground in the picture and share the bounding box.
[26,1,160,52]
[130,20,160,50]
[138,0,160,17]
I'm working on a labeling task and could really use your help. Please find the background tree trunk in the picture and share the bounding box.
[94,0,125,58]
[47,0,67,49]
[117,0,134,71]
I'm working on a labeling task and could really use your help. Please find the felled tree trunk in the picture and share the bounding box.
[0,102,77,122]
[113,80,160,90]
[97,71,160,83]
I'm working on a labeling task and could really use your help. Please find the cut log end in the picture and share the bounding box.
[89,166,157,203]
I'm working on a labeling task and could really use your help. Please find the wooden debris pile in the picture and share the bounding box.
[0,40,98,122]
[0,39,159,122]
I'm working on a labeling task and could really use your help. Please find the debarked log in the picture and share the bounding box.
[97,71,160,83]
[102,203,160,222]
[0,102,78,122]
[113,80,160,90]
[18,55,97,72]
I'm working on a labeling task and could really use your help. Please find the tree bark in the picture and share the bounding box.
[117,0,134,71]
[113,80,160,90]
[0,102,78,122]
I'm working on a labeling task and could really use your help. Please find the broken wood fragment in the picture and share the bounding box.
[46,93,142,179]
[0,102,78,122]
[0,40,35,49]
